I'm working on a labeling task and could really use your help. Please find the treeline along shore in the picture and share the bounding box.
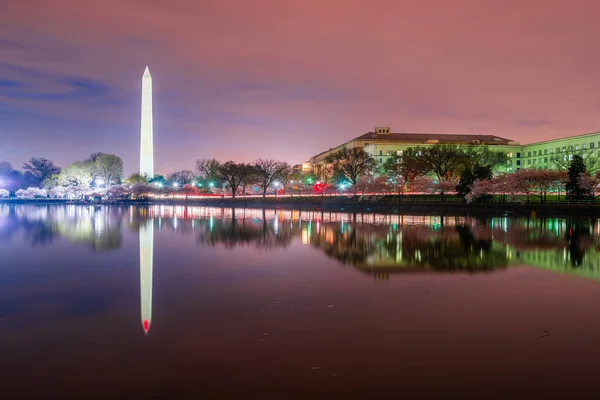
[3,195,600,217]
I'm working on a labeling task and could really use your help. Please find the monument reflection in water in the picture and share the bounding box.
[139,219,153,335]
[3,204,600,335]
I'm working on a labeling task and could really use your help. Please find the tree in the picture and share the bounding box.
[253,159,291,197]
[577,171,600,199]
[550,147,599,171]
[59,161,94,187]
[149,175,166,185]
[91,154,123,186]
[456,164,492,197]
[218,161,256,198]
[461,145,509,171]
[466,179,495,203]
[240,165,259,195]
[434,178,458,199]
[410,176,435,193]
[23,157,60,187]
[420,145,468,181]
[382,148,428,195]
[106,184,131,199]
[0,189,9,198]
[125,173,148,185]
[168,170,194,186]
[131,183,153,199]
[196,159,222,185]
[326,148,375,193]
[566,155,588,200]
[181,184,200,199]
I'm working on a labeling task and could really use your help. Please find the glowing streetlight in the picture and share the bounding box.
[172,182,179,188]
[273,181,280,197]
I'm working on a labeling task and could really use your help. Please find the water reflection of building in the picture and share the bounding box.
[139,219,153,335]
[5,203,600,290]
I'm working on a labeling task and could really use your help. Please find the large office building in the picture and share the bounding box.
[308,127,600,173]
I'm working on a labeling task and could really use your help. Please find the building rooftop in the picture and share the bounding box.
[356,131,516,145]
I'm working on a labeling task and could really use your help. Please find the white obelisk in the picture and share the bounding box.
[140,66,154,178]
[140,219,154,335]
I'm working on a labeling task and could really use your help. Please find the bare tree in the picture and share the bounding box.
[168,170,194,186]
[383,148,428,195]
[195,159,222,184]
[253,159,291,197]
[218,162,257,198]
[420,145,468,181]
[240,164,259,195]
[23,157,61,187]
[326,148,375,193]
[550,147,598,171]
[315,164,334,184]
[91,154,123,186]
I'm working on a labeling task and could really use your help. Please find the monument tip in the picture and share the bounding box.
[143,66,151,76]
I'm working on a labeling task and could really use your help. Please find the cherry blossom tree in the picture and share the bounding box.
[0,188,9,198]
[410,176,435,193]
[49,186,68,199]
[577,171,600,199]
[16,187,47,199]
[465,179,495,203]
[131,183,154,199]
[433,178,458,198]
[106,184,131,199]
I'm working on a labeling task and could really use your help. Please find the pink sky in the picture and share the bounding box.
[1,0,600,175]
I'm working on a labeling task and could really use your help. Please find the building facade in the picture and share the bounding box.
[308,127,600,173]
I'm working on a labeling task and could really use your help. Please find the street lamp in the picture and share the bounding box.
[173,182,179,188]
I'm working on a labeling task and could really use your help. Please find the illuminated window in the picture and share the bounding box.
[583,143,587,149]
[569,155,573,160]
[562,146,566,152]
[576,145,580,150]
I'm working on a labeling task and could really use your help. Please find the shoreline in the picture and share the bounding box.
[2,197,600,216]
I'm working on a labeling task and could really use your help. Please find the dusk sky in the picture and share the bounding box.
[2,0,600,176]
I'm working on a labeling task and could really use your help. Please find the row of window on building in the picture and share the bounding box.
[521,141,599,158]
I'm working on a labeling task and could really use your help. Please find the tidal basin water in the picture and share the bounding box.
[3,205,600,398]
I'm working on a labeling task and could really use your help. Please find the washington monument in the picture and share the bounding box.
[140,66,154,178]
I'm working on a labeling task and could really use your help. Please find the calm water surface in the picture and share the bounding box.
[2,204,600,398]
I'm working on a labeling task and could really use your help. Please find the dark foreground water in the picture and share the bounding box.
[2,205,600,399]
